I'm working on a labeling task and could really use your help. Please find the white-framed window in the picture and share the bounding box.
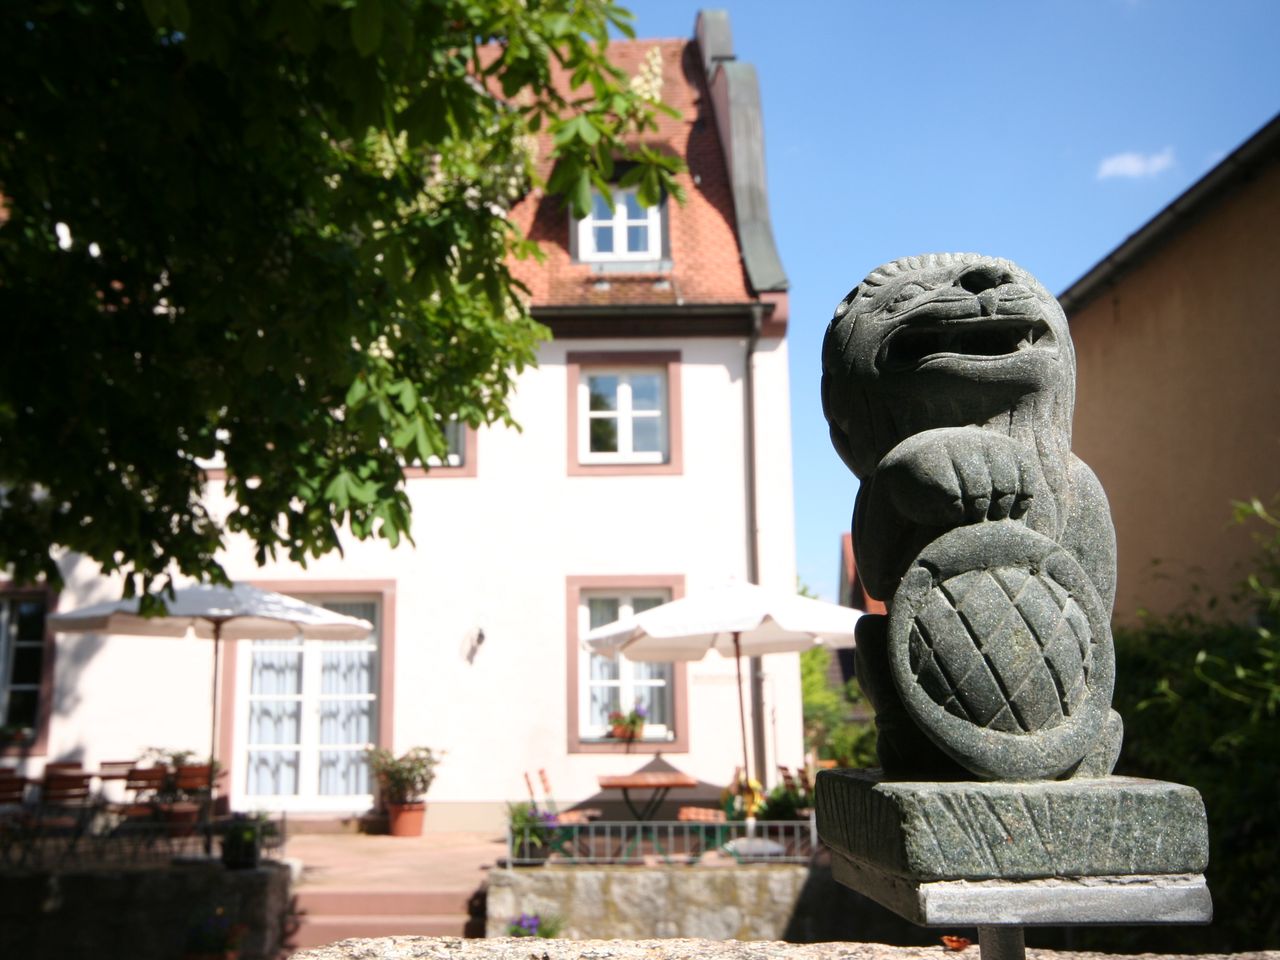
[576,187,662,262]
[237,598,380,811]
[578,368,668,464]
[0,594,46,734]
[580,591,674,741]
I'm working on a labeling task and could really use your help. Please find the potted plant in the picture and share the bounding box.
[219,813,274,870]
[607,704,647,740]
[367,746,440,836]
[506,801,557,863]
[144,747,219,835]
[0,724,33,746]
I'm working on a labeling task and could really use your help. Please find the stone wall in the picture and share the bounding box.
[487,865,813,940]
[0,861,292,959]
[296,938,1280,960]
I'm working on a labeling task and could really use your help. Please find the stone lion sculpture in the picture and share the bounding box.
[821,253,1122,781]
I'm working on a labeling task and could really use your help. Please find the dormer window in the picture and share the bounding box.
[576,187,663,262]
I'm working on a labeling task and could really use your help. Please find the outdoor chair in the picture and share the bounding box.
[94,760,137,807]
[776,765,814,818]
[172,762,212,811]
[0,772,33,817]
[34,771,100,863]
[105,766,172,862]
[110,766,168,821]
[41,771,95,808]
[0,772,35,867]
[535,769,603,823]
[174,763,213,796]
[795,766,813,796]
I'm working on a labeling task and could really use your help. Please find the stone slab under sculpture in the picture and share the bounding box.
[814,254,1209,949]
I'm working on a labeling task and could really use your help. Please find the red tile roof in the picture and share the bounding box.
[508,37,756,308]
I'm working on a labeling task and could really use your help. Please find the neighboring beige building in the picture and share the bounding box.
[1061,112,1280,622]
[2,12,801,829]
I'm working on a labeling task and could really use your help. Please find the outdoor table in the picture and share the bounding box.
[597,771,698,821]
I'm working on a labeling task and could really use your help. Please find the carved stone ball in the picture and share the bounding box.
[887,522,1114,781]
[907,565,1093,733]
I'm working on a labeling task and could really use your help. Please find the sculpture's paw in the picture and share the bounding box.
[879,427,1047,528]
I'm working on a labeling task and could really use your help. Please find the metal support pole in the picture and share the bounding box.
[978,926,1025,960]
[206,622,222,857]
[732,632,751,784]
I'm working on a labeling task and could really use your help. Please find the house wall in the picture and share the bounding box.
[35,332,801,830]
[1068,155,1280,622]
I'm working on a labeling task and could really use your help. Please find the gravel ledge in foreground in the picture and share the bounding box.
[292,936,1280,960]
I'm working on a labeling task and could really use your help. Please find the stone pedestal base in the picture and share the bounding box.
[815,770,1211,928]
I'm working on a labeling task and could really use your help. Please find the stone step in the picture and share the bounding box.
[293,913,471,948]
[296,888,474,916]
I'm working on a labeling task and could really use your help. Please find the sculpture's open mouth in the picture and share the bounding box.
[878,315,1051,372]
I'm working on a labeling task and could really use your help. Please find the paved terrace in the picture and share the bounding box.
[286,830,506,948]
[289,830,506,891]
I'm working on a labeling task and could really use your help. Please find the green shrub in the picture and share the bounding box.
[800,644,878,767]
[1103,497,1280,951]
[366,746,440,805]
[757,784,807,821]
[826,718,877,768]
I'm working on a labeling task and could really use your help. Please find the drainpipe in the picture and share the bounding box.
[744,303,768,786]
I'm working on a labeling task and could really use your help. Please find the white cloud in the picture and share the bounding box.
[1096,146,1175,180]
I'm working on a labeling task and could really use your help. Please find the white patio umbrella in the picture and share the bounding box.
[49,583,373,848]
[583,580,861,786]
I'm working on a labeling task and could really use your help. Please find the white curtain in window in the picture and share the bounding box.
[244,600,378,798]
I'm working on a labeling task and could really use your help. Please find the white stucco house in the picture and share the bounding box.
[1,11,799,830]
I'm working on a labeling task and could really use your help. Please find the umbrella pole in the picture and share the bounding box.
[733,632,751,785]
[206,622,221,857]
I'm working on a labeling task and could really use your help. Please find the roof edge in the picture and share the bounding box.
[533,300,767,318]
[1059,112,1280,314]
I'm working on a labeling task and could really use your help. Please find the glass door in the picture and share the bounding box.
[234,599,379,812]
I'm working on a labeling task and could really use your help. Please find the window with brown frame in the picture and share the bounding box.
[565,574,687,754]
[0,587,53,753]
[566,351,682,476]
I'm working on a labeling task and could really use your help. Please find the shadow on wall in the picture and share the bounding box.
[52,631,106,718]
[782,849,968,947]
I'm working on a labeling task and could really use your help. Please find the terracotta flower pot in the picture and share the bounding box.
[387,800,426,836]
[610,723,643,740]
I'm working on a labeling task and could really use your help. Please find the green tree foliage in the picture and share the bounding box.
[800,644,877,768]
[1107,496,1280,951]
[800,644,844,751]
[0,0,683,601]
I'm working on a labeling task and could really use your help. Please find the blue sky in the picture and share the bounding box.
[627,0,1280,600]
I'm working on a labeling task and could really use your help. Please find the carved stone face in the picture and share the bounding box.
[822,253,1076,480]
